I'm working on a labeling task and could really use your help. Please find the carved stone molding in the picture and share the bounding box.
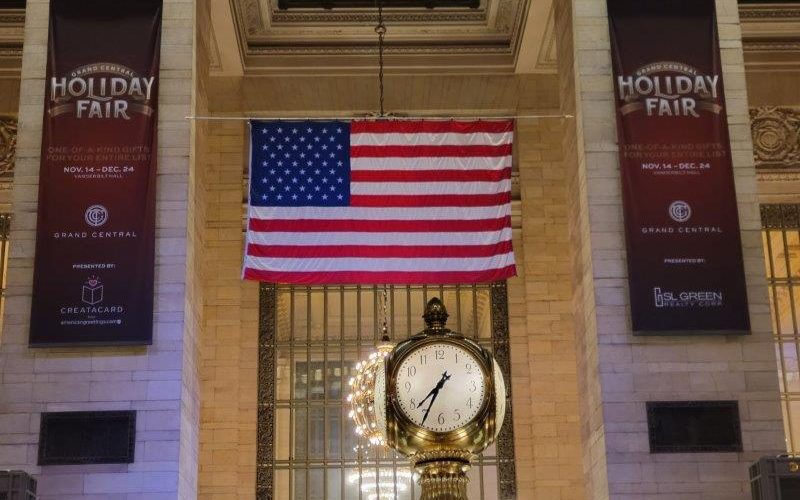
[245,0,497,31]
[0,9,24,74]
[740,3,800,70]
[0,116,16,183]
[757,171,800,184]
[740,5,800,20]
[0,9,24,26]
[750,107,800,170]
[761,203,800,230]
[270,7,487,25]
[745,41,800,53]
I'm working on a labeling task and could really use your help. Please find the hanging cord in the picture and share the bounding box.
[375,0,387,117]
[379,284,390,342]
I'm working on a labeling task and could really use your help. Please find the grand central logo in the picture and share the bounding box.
[668,200,692,223]
[84,204,109,227]
[617,61,723,118]
[641,201,721,235]
[49,63,156,120]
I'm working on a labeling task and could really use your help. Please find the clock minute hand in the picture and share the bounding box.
[420,392,439,426]
[420,372,451,426]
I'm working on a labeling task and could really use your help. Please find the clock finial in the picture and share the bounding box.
[423,297,449,330]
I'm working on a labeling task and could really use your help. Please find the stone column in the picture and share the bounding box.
[557,0,786,498]
[0,0,198,498]
[511,117,586,499]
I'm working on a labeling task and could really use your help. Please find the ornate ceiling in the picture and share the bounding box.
[212,0,800,76]
[2,2,791,78]
[0,2,798,77]
[215,0,556,74]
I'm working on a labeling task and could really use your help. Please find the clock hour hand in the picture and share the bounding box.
[419,372,451,425]
[416,371,451,409]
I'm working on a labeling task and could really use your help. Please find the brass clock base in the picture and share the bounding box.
[412,451,475,500]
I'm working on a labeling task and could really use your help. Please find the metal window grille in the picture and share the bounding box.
[257,282,516,500]
[0,213,11,329]
[761,204,800,453]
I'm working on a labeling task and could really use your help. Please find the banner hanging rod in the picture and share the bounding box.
[185,114,574,122]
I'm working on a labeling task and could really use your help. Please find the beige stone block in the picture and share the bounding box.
[721,48,745,67]
[575,0,608,19]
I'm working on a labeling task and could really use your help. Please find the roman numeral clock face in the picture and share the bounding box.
[394,343,486,433]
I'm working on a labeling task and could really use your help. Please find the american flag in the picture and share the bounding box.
[243,119,516,285]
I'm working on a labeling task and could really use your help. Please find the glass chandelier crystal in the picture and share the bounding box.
[347,285,394,447]
[347,335,394,447]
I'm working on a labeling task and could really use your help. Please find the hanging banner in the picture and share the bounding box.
[29,0,162,346]
[608,0,750,334]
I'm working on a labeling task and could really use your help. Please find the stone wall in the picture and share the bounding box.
[0,0,198,498]
[555,0,611,497]
[194,119,260,500]
[512,117,585,500]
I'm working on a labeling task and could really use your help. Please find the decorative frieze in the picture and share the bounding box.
[0,9,24,74]
[0,116,16,183]
[760,203,800,230]
[750,107,800,170]
[740,5,800,20]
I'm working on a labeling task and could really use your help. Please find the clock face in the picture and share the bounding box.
[394,343,486,433]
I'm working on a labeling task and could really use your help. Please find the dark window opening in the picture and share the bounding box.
[647,401,742,453]
[38,411,136,465]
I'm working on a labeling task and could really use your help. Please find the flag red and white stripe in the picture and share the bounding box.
[243,119,516,284]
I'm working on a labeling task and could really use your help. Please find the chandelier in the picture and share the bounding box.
[347,333,394,446]
[346,468,414,500]
[347,285,394,447]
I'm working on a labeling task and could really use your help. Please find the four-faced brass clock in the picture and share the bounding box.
[373,297,506,499]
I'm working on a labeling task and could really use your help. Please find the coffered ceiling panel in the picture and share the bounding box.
[227,0,539,73]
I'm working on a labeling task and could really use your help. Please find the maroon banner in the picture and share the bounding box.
[29,0,162,345]
[608,0,750,334]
